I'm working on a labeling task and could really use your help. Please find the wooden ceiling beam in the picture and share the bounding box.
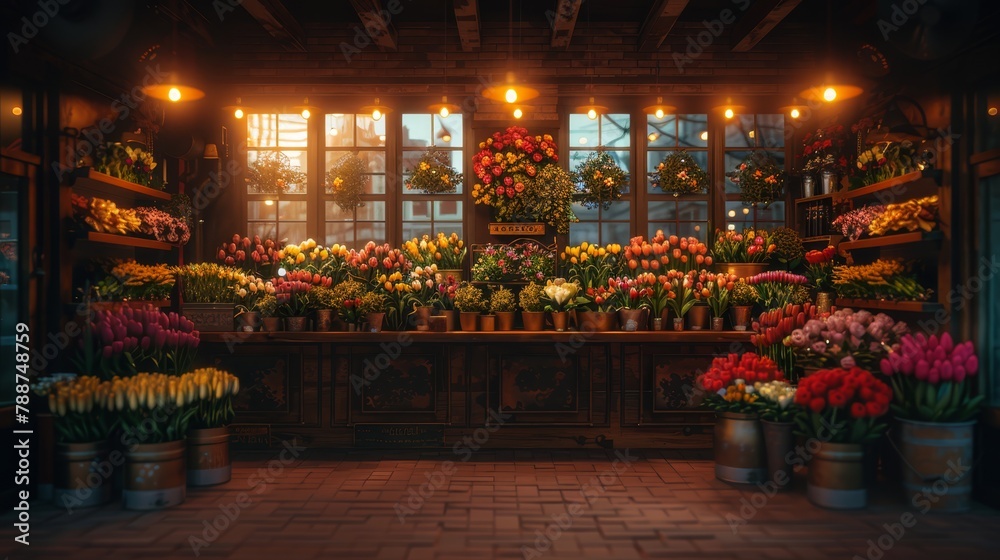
[453,0,481,51]
[348,0,397,51]
[637,0,690,52]
[239,0,306,52]
[550,0,583,48]
[730,0,802,52]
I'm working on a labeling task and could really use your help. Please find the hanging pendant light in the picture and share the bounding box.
[222,97,252,119]
[292,97,319,119]
[713,99,747,120]
[576,97,609,120]
[428,96,460,118]
[778,99,809,120]
[643,97,676,119]
[436,125,453,144]
[360,97,391,121]
[482,1,538,104]
[140,27,204,103]
[799,0,864,103]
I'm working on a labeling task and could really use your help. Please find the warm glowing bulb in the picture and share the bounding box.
[379,134,386,142]
[301,108,311,119]
[329,128,338,136]
[748,130,755,139]
[264,199,274,206]
[728,224,736,231]
[168,87,181,102]
[648,132,659,142]
[694,225,701,232]
[439,106,450,118]
[234,108,244,119]
[442,134,452,143]
[654,108,664,119]
[823,87,837,102]
[700,131,708,141]
[11,106,22,116]
[372,108,382,121]
[789,108,800,119]
[728,210,737,218]
[724,108,734,119]
[587,108,598,120]
[742,207,750,215]
[989,107,998,117]
[505,88,517,103]
[578,137,588,145]
[277,267,287,277]
[513,108,523,119]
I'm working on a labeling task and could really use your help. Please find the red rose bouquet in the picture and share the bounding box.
[794,367,891,443]
[804,245,837,291]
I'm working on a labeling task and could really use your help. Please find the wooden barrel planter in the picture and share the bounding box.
[807,442,867,509]
[897,419,976,513]
[714,412,766,484]
[123,440,187,510]
[187,427,232,486]
[53,441,112,508]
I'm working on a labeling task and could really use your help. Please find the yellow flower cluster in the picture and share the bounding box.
[722,381,758,404]
[868,195,938,236]
[833,258,905,286]
[111,261,175,289]
[402,233,466,269]
[176,263,245,303]
[560,241,622,264]
[49,376,113,416]
[84,197,142,234]
[378,271,412,293]
[105,369,239,412]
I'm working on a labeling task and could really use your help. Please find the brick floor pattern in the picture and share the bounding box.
[3,449,999,559]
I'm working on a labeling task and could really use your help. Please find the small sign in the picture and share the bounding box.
[489,222,545,235]
[354,424,445,448]
[230,423,272,447]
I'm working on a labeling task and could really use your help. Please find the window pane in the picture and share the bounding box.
[356,115,386,147]
[678,114,708,148]
[601,114,630,147]
[403,200,432,221]
[604,200,630,221]
[434,200,463,220]
[569,222,599,246]
[325,114,355,147]
[435,114,463,146]
[278,200,307,221]
[602,222,631,244]
[755,201,785,222]
[648,200,675,221]
[726,115,755,148]
[325,222,354,246]
[571,202,599,221]
[247,114,277,148]
[650,222,705,239]
[401,150,423,175]
[277,114,308,147]
[435,223,463,238]
[356,222,386,243]
[402,222,430,241]
[402,114,432,147]
[367,174,386,195]
[249,222,276,241]
[324,202,353,221]
[647,115,676,147]
[357,201,385,221]
[247,201,276,220]
[570,114,599,147]
[757,114,785,148]
[725,201,754,230]
[358,150,386,173]
[247,150,307,194]
[279,222,307,244]
[724,150,750,194]
[678,200,709,221]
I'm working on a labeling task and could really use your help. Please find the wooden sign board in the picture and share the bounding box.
[489,222,545,235]
[354,424,445,448]
[229,423,272,447]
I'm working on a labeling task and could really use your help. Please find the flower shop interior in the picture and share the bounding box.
[2,0,1000,558]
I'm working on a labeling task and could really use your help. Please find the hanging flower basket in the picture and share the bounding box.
[574,149,628,210]
[649,149,709,196]
[727,151,786,208]
[405,147,463,194]
[326,153,368,212]
[246,151,305,195]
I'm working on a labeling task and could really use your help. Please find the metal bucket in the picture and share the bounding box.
[714,412,766,484]
[123,440,187,510]
[808,442,866,509]
[897,419,975,513]
[54,441,113,508]
[187,427,232,486]
[760,420,795,487]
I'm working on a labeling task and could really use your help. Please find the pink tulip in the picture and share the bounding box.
[914,360,929,380]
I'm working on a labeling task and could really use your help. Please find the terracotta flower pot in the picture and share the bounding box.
[366,312,385,332]
[711,316,725,331]
[313,309,335,332]
[234,311,261,332]
[412,306,435,330]
[495,311,516,331]
[688,305,710,330]
[716,263,769,280]
[438,309,459,331]
[480,314,496,331]
[730,306,753,331]
[618,308,647,332]
[550,311,569,332]
[578,311,618,332]
[284,316,309,332]
[521,311,545,331]
[261,316,282,332]
[459,311,479,331]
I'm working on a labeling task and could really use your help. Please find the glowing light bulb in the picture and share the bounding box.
[648,132,659,142]
[439,106,450,118]
[301,108,311,119]
[789,108,800,119]
[513,108,523,119]
[578,137,588,145]
[505,88,517,103]
[654,108,664,119]
[724,108,734,119]
[234,108,244,119]
[442,133,452,142]
[277,267,287,277]
[728,224,736,231]
[748,130,755,139]
[378,134,386,142]
[694,225,701,232]
[264,199,274,206]
[587,108,597,120]
[11,106,22,116]
[168,87,181,102]
[728,210,737,218]
[823,87,837,102]
[372,108,382,121]
[742,207,750,215]
[989,107,998,117]
[329,128,338,136]
[700,131,708,141]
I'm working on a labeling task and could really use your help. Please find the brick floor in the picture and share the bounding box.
[3,449,1000,559]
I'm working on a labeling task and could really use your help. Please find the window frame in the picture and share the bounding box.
[566,112,634,246]
[399,112,467,243]
[244,113,311,244]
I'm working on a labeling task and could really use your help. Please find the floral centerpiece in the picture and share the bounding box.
[541,278,587,312]
[134,207,191,245]
[247,151,305,195]
[93,144,160,188]
[560,242,623,289]
[745,271,809,310]
[788,308,908,371]
[326,153,368,211]
[794,367,891,443]
[804,245,837,291]
[832,205,885,241]
[346,242,412,286]
[712,229,774,263]
[727,151,785,207]
[405,148,462,194]
[48,376,115,443]
[754,381,799,422]
[624,231,711,274]
[470,126,560,224]
[176,263,244,304]
[800,124,849,175]
[649,149,709,196]
[880,332,983,422]
[832,259,929,301]
[402,233,467,270]
[868,195,939,236]
[575,150,629,209]
[849,141,917,189]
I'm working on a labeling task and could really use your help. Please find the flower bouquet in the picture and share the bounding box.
[754,381,799,423]
[560,241,623,289]
[376,271,415,330]
[751,303,818,381]
[273,277,312,317]
[800,125,849,175]
[624,231,711,274]
[48,376,116,443]
[706,272,738,322]
[649,149,709,196]
[727,151,785,207]
[134,207,190,245]
[608,276,651,310]
[849,141,917,190]
[697,352,784,405]
[102,261,175,302]
[712,229,774,263]
[347,242,412,287]
[176,263,244,304]
[746,271,809,310]
[218,235,281,276]
[804,245,837,291]
[327,280,367,326]
[471,126,563,226]
[403,233,467,270]
[75,305,200,378]
[247,151,305,195]
[788,308,908,371]
[187,367,240,430]
[634,272,671,319]
[879,332,983,422]
[575,150,629,210]
[326,153,368,211]
[867,195,939,236]
[405,148,462,194]
[794,367,891,443]
[472,242,554,283]
[832,259,929,301]
[832,205,885,241]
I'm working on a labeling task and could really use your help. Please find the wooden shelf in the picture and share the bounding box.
[833,169,941,202]
[66,300,172,311]
[835,298,943,313]
[838,230,943,253]
[72,168,171,201]
[801,235,841,245]
[795,193,835,205]
[86,232,175,251]
[200,330,755,344]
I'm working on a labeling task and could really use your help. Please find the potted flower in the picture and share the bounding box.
[634,273,670,330]
[454,283,487,331]
[519,282,546,331]
[688,270,713,330]
[574,150,628,210]
[649,149,709,196]
[187,368,239,486]
[706,272,738,331]
[347,242,413,287]
[328,280,367,331]
[376,271,414,331]
[433,272,460,331]
[309,286,338,331]
[48,376,115,508]
[176,263,244,332]
[403,233,467,281]
[664,270,697,331]
[751,303,818,382]
[358,291,388,332]
[274,277,312,332]
[234,275,274,332]
[698,353,784,484]
[804,245,837,312]
[879,333,983,512]
[794,367,891,509]
[770,227,805,270]
[754,380,800,486]
[579,284,619,331]
[711,229,775,279]
[490,287,517,331]
[746,271,809,311]
[257,294,280,332]
[726,151,785,208]
[561,241,623,289]
[788,308,908,374]
[409,264,440,329]
[541,278,587,332]
[624,231,711,275]
[800,124,849,195]
[608,276,651,331]
[729,280,757,331]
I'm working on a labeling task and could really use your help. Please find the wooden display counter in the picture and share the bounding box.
[196,330,753,450]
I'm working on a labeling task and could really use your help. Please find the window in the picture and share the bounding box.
[324,113,387,246]
[568,113,632,246]
[724,114,786,231]
[646,113,709,239]
[401,113,465,241]
[246,114,308,242]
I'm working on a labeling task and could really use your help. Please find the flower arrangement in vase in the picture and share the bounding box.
[664,270,697,330]
[490,287,517,331]
[712,229,775,264]
[751,303,818,381]
[849,140,917,190]
[405,148,463,194]
[574,150,629,210]
[705,272,738,330]
[800,125,849,175]
[541,278,587,331]
[727,151,785,208]
[327,280,367,329]
[346,242,412,286]
[560,242,623,289]
[376,271,415,331]
[804,245,837,292]
[649,149,709,196]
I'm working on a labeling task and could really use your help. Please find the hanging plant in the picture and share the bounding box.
[246,151,305,195]
[574,149,629,210]
[405,148,463,194]
[521,164,579,234]
[326,153,368,212]
[727,151,785,208]
[649,149,709,196]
